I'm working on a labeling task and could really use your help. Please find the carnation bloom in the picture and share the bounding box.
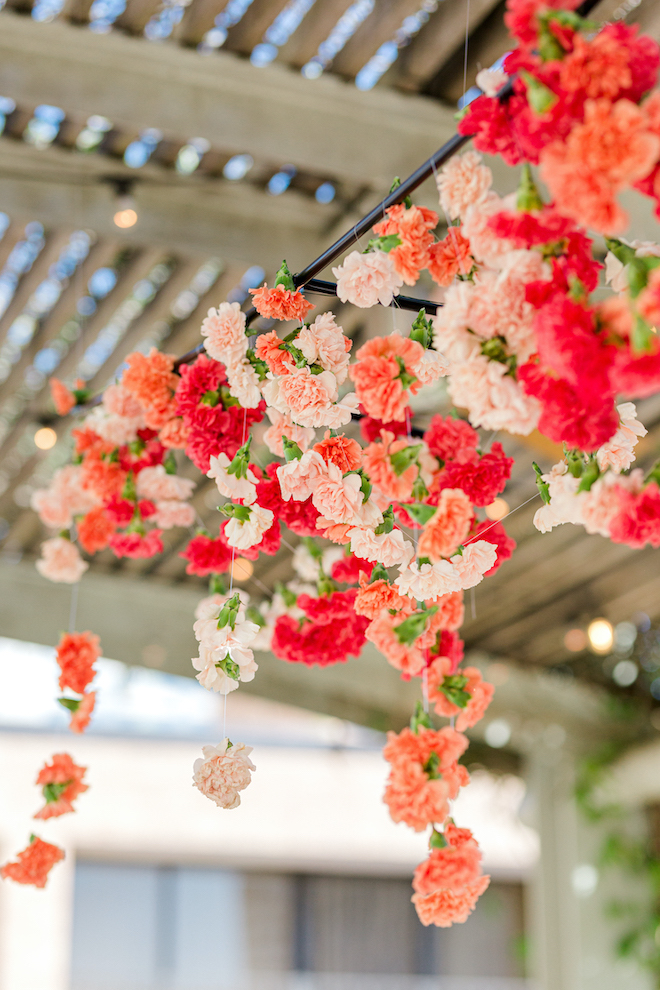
[427,227,473,286]
[424,414,478,463]
[121,348,178,430]
[200,302,247,363]
[333,249,404,308]
[436,151,492,220]
[192,614,259,693]
[395,560,462,602]
[430,443,513,507]
[354,572,414,619]
[154,500,196,529]
[311,462,363,524]
[277,449,327,502]
[428,658,495,730]
[1,837,65,889]
[451,541,498,590]
[268,366,343,429]
[109,529,164,559]
[224,504,274,550]
[34,753,88,820]
[249,283,314,322]
[314,431,362,472]
[56,631,100,694]
[413,824,482,894]
[597,402,647,473]
[383,725,469,831]
[136,465,195,502]
[608,480,660,549]
[254,330,294,376]
[448,355,540,435]
[297,311,352,383]
[77,506,116,554]
[49,377,77,415]
[37,537,88,584]
[362,430,418,502]
[69,692,96,733]
[418,489,473,561]
[31,464,98,530]
[413,875,491,927]
[263,407,315,457]
[193,739,256,809]
[207,452,258,504]
[350,333,424,422]
[271,589,369,667]
[180,533,234,576]
[372,204,438,285]
[366,609,445,677]
[348,527,414,568]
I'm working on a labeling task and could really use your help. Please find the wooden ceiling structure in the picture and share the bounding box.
[1,0,660,738]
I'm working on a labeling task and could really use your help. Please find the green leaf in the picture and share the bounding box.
[577,455,600,493]
[275,582,298,609]
[370,562,389,583]
[390,176,412,209]
[533,462,551,505]
[246,605,266,628]
[375,505,394,535]
[390,444,421,477]
[217,592,241,630]
[209,574,226,596]
[410,309,431,350]
[520,70,558,113]
[302,537,323,561]
[517,163,544,212]
[404,502,437,526]
[438,674,471,709]
[43,782,69,804]
[605,238,636,267]
[122,471,137,503]
[282,436,303,461]
[226,437,252,480]
[57,697,80,713]
[163,451,177,475]
[367,234,402,254]
[394,607,438,646]
[273,259,296,292]
[631,314,658,354]
[423,751,441,780]
[429,828,448,849]
[410,701,432,733]
[221,503,252,522]
[394,355,417,390]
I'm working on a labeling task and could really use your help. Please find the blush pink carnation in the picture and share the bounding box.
[192,739,256,809]
[36,537,88,584]
[200,302,247,363]
[436,151,493,220]
[333,249,404,308]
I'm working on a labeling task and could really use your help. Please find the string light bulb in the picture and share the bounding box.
[34,426,57,450]
[231,558,253,582]
[113,199,138,229]
[564,628,587,652]
[587,618,614,654]
[485,497,509,521]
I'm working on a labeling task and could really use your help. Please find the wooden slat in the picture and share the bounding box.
[222,0,290,54]
[275,0,355,68]
[174,0,229,45]
[394,0,502,92]
[115,0,164,34]
[331,0,426,78]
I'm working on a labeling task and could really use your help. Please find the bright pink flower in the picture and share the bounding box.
[430,443,513,507]
[181,533,234,576]
[271,590,369,667]
[608,482,660,548]
[424,415,478,463]
[109,529,163,559]
[330,552,374,585]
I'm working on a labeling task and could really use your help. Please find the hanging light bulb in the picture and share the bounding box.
[113,195,137,228]
[587,618,614,654]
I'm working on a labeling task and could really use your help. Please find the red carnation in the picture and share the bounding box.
[180,533,233,576]
[109,529,164,559]
[271,589,369,667]
[430,443,513,507]
[331,552,374,585]
[608,482,660,549]
[424,414,478,464]
[360,414,408,443]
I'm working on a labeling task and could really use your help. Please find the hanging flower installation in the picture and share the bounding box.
[8,0,660,928]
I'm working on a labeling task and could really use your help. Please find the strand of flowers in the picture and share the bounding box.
[13,0,660,912]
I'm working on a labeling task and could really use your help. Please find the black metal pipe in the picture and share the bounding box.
[305,278,440,315]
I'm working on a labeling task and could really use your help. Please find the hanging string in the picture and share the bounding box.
[68,581,80,634]
[463,491,541,546]
[462,0,471,103]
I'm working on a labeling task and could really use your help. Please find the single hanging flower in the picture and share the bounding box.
[193,738,256,808]
[250,260,314,322]
[1,836,65,888]
[34,753,88,820]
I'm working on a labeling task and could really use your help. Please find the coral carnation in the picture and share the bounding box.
[1,837,65,889]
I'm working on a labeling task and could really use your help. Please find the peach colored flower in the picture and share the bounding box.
[559,31,632,100]
[154,500,196,529]
[418,489,473,561]
[366,611,426,677]
[413,823,482,893]
[207,452,258,504]
[31,465,98,530]
[315,519,353,544]
[311,462,363,524]
[431,591,464,631]
[436,151,492,221]
[596,402,647,473]
[34,753,88,820]
[333,249,403,308]
[540,99,660,235]
[37,537,88,584]
[1,837,65,888]
[249,284,314,322]
[448,355,540,435]
[84,407,143,447]
[350,334,424,422]
[314,431,362,472]
[69,691,96,733]
[362,430,418,502]
[348,527,414,568]
[451,541,497,590]
[432,282,480,364]
[581,473,621,537]
[49,377,77,416]
[137,464,195,502]
[77,506,115,554]
[597,295,634,338]
[354,571,414,620]
[277,449,327,501]
[413,875,491,927]
[265,367,341,429]
[121,348,178,430]
[427,226,472,286]
[413,348,450,386]
[428,657,495,730]
[201,302,247,363]
[637,267,660,327]
[103,383,144,419]
[255,330,294,376]
[224,504,274,550]
[383,725,469,830]
[395,560,462,602]
[297,312,352,384]
[159,417,190,449]
[193,739,256,809]
[80,457,127,501]
[263,408,315,457]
